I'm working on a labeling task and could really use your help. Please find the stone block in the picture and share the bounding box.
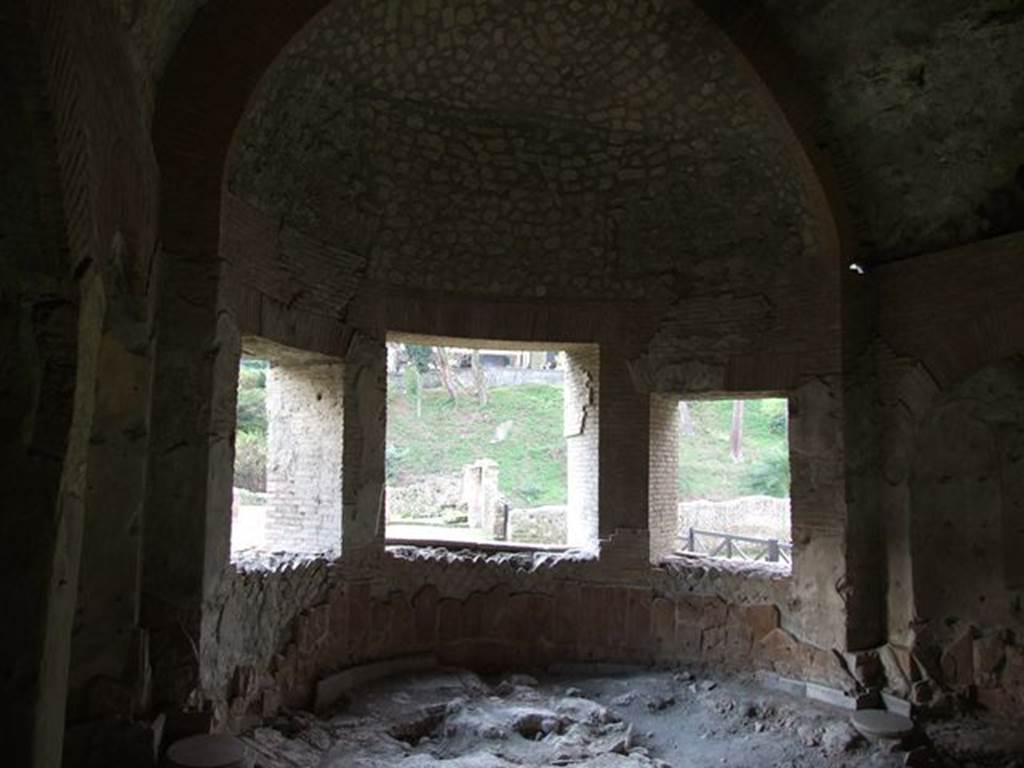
[675,623,701,661]
[481,586,512,638]
[626,589,653,656]
[412,585,439,649]
[725,623,755,659]
[438,598,463,645]
[313,654,438,712]
[675,595,728,630]
[973,632,1007,689]
[347,583,371,657]
[806,681,859,710]
[739,604,780,641]
[554,584,581,648]
[939,628,974,689]
[701,626,728,661]
[651,597,675,660]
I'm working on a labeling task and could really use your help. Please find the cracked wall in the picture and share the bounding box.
[878,232,1024,714]
[564,349,600,550]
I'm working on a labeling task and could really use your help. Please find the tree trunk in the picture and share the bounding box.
[435,347,457,402]
[730,400,745,462]
[471,350,488,406]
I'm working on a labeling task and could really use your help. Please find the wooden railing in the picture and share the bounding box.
[680,528,792,564]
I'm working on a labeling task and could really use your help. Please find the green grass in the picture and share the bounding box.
[386,384,567,507]
[677,399,790,501]
[237,360,790,507]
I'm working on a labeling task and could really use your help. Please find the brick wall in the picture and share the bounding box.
[264,362,345,556]
[648,395,680,562]
[564,348,600,550]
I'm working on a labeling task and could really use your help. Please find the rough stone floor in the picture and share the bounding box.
[242,666,1024,768]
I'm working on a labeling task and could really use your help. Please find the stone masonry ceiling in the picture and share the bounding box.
[227,0,816,302]
[140,0,1024,266]
[753,0,1024,261]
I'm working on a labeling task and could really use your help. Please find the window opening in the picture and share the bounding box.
[385,336,598,549]
[679,399,790,569]
[651,396,791,570]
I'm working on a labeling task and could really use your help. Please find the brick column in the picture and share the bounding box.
[648,395,680,562]
[564,348,600,550]
[264,361,344,556]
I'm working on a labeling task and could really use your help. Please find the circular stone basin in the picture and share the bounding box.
[166,734,246,768]
[850,709,914,741]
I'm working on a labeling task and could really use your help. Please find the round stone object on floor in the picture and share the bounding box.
[166,734,246,768]
[851,709,914,742]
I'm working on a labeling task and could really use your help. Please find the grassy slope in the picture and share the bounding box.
[385,386,790,507]
[387,384,567,507]
[678,399,789,501]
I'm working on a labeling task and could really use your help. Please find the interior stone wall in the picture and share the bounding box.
[0,8,81,761]
[204,548,853,733]
[2,2,163,765]
[179,276,870,733]
[878,232,1024,714]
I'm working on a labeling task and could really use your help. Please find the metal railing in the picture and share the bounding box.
[680,528,792,564]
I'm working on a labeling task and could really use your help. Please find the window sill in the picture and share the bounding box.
[660,551,791,579]
[386,539,595,568]
[387,537,567,553]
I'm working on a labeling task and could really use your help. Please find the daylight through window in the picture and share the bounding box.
[385,336,599,549]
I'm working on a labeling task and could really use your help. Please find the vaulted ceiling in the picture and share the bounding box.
[141,0,1023,268]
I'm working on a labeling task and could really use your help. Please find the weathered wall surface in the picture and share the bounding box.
[878,232,1024,714]
[0,6,79,764]
[2,0,165,764]
[755,0,1024,263]
[203,548,849,732]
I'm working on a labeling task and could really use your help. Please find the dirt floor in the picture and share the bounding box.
[241,666,1024,767]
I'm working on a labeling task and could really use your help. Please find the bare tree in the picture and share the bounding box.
[730,400,745,462]
[471,350,488,406]
[434,346,458,402]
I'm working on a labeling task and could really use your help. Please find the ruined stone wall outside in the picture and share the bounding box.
[264,363,345,556]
